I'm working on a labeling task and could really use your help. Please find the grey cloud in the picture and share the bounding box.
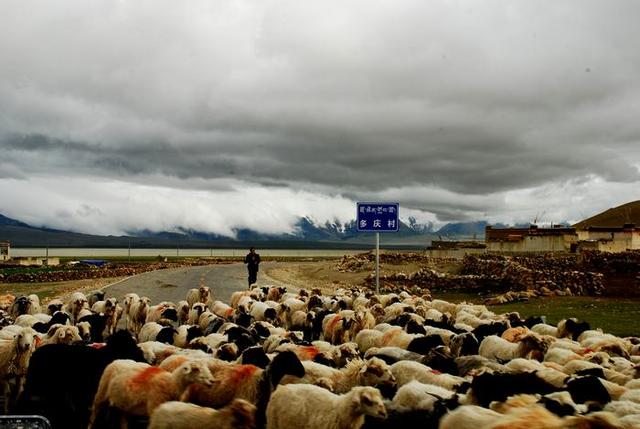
[1,0,640,227]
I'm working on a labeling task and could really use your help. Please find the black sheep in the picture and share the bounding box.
[406,335,445,355]
[32,311,72,335]
[470,371,558,407]
[472,321,509,342]
[77,313,109,342]
[17,330,145,429]
[565,375,611,405]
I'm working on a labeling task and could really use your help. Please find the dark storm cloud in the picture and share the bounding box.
[1,0,640,230]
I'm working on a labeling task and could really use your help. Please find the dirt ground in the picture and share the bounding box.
[263,258,460,293]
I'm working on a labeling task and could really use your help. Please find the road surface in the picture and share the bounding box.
[103,262,284,304]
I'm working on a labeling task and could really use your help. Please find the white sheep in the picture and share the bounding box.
[266,384,386,429]
[479,334,545,361]
[280,357,395,393]
[148,398,256,429]
[123,293,140,330]
[393,379,458,411]
[129,296,151,335]
[0,326,37,411]
[390,360,467,390]
[65,292,88,323]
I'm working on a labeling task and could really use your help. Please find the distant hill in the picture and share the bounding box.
[0,213,435,248]
[0,212,530,249]
[573,200,640,229]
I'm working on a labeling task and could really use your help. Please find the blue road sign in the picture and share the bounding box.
[356,202,399,232]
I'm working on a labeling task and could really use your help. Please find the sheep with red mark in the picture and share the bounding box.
[88,358,214,427]
[183,351,304,429]
[148,398,256,429]
[266,384,386,429]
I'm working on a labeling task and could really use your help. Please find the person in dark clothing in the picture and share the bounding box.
[244,247,261,288]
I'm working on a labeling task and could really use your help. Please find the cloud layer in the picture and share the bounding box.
[1,1,639,235]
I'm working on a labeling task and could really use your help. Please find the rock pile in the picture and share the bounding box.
[581,250,640,274]
[336,252,456,272]
[462,254,605,304]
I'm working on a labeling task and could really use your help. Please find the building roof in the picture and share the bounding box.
[485,225,576,242]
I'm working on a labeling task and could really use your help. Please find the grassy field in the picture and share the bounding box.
[0,277,126,301]
[432,291,640,337]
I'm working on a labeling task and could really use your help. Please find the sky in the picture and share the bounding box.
[1,0,639,237]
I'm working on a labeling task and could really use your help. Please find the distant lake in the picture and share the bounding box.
[10,248,366,258]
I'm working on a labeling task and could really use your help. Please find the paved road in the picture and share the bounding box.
[103,262,281,304]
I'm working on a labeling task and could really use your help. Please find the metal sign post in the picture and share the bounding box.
[356,202,399,295]
[375,232,380,293]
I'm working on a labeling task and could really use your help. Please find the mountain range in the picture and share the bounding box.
[0,213,492,249]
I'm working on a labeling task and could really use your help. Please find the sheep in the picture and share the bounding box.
[250,301,278,324]
[14,313,50,328]
[356,329,384,353]
[187,286,212,307]
[266,385,386,429]
[147,302,178,324]
[65,292,88,323]
[139,322,177,344]
[45,298,64,315]
[10,296,32,318]
[123,293,140,331]
[389,360,467,391]
[92,297,122,338]
[18,330,145,429]
[27,294,41,314]
[41,324,82,346]
[281,357,396,394]
[148,398,256,429]
[0,326,37,412]
[129,296,150,335]
[0,294,15,312]
[479,334,547,362]
[88,359,214,427]
[392,380,459,411]
[173,324,204,348]
[176,300,190,325]
[183,350,304,429]
[87,290,106,308]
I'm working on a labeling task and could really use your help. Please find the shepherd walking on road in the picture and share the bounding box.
[244,247,261,288]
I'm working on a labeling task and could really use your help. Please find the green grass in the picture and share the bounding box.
[433,291,640,337]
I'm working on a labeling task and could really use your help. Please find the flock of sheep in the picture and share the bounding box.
[0,281,639,429]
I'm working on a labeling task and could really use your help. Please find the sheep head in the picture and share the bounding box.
[269,350,304,384]
[359,357,396,389]
[14,328,35,353]
[353,386,387,419]
[176,360,214,386]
